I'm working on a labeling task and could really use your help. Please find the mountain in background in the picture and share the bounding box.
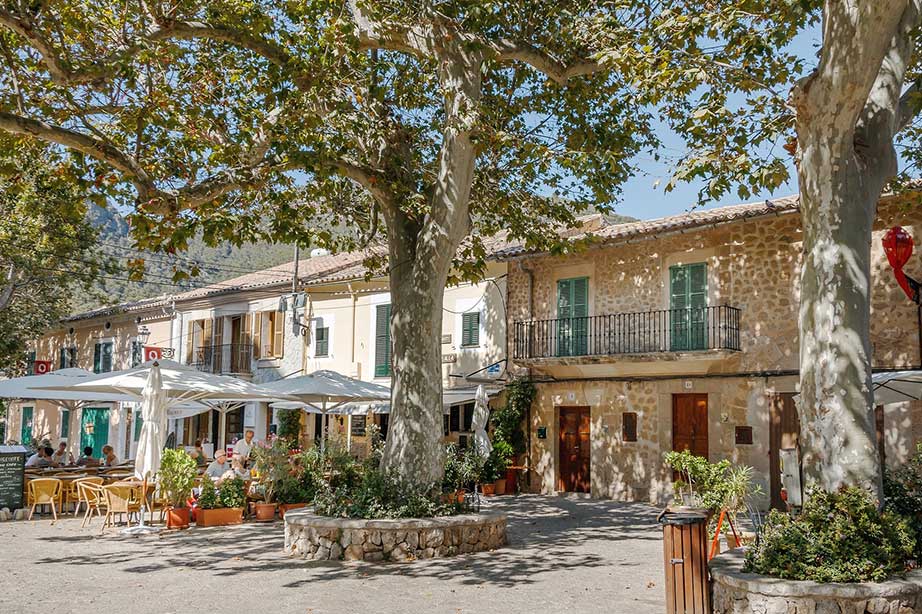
[72,206,639,315]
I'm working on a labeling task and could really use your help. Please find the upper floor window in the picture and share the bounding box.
[59,346,77,369]
[461,312,480,347]
[185,318,212,363]
[556,277,589,356]
[25,350,36,375]
[255,311,284,359]
[93,341,113,373]
[669,263,708,351]
[315,325,329,357]
[374,304,392,378]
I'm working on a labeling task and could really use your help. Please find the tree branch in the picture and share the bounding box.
[897,81,922,133]
[489,39,602,85]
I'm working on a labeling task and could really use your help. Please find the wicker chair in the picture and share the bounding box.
[72,477,104,517]
[78,482,107,528]
[100,484,142,530]
[27,478,63,521]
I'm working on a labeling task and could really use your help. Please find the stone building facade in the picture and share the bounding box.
[503,194,922,508]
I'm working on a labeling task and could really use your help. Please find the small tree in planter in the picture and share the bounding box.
[159,448,197,529]
[250,436,292,520]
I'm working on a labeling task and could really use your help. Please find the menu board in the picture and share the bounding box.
[0,448,26,510]
[350,415,367,437]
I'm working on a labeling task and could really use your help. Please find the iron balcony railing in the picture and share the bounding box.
[192,343,253,375]
[512,305,742,360]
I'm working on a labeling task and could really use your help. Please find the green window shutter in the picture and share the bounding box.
[61,409,70,438]
[93,343,102,373]
[101,342,113,372]
[374,304,392,377]
[557,277,589,356]
[461,312,480,347]
[26,350,36,375]
[21,406,33,445]
[670,263,708,351]
[131,341,143,367]
[133,410,143,442]
[315,326,329,357]
[59,348,67,369]
[557,278,573,318]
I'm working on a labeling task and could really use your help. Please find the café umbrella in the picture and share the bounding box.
[471,385,492,462]
[125,363,168,535]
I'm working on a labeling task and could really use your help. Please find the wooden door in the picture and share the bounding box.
[672,394,708,458]
[558,406,591,493]
[769,393,799,510]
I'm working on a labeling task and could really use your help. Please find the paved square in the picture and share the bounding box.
[0,496,665,613]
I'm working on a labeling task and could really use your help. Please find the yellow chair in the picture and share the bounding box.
[101,485,142,530]
[78,482,107,528]
[72,477,104,517]
[27,478,63,521]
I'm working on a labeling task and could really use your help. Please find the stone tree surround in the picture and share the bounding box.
[284,509,507,562]
[710,549,922,613]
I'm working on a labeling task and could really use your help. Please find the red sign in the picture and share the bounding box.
[143,346,164,362]
[883,226,916,301]
[32,360,52,375]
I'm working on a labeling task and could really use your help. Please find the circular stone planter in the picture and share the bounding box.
[710,548,922,614]
[284,509,507,562]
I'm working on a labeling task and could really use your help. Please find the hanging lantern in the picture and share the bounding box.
[883,226,916,302]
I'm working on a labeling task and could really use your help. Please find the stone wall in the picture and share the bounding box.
[710,548,922,614]
[284,510,507,562]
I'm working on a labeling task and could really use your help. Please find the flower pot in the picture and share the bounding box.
[196,507,244,527]
[505,468,518,493]
[253,502,276,522]
[493,478,507,495]
[456,490,465,504]
[481,483,495,496]
[166,506,190,529]
[278,503,308,519]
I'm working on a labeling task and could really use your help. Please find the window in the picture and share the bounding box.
[59,346,77,369]
[448,402,475,434]
[131,341,143,367]
[133,409,144,442]
[556,277,589,356]
[622,412,638,442]
[461,312,480,347]
[735,426,754,445]
[20,406,33,445]
[374,304,392,377]
[669,263,708,351]
[93,342,113,373]
[255,311,284,358]
[185,319,212,363]
[61,409,70,439]
[315,325,329,357]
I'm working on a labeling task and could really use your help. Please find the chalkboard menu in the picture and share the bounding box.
[0,446,27,510]
[350,415,367,437]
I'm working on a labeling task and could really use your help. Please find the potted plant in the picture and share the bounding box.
[489,440,514,496]
[196,476,246,527]
[159,448,197,529]
[480,455,500,496]
[250,436,291,521]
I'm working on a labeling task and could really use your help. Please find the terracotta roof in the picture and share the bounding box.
[490,195,801,259]
[63,294,172,323]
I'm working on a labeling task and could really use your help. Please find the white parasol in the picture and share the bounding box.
[471,385,492,461]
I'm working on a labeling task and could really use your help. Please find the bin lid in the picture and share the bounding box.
[657,508,708,526]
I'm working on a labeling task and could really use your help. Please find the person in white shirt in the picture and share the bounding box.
[233,430,255,466]
[51,442,69,465]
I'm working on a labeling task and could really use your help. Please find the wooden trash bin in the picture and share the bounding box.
[659,509,710,614]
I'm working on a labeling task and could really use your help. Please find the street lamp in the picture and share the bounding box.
[137,325,151,346]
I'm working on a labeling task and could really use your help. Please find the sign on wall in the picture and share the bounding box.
[32,360,51,375]
[0,446,27,510]
[143,346,165,362]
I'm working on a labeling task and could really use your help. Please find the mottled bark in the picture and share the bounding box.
[793,0,921,499]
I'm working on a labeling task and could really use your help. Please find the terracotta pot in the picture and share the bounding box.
[481,483,495,496]
[456,490,465,504]
[278,503,308,519]
[505,468,518,493]
[197,507,244,527]
[166,506,190,529]
[253,502,276,522]
[493,478,507,495]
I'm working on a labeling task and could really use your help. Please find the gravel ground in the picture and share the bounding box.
[0,495,665,614]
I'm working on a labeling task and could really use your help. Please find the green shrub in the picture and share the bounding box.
[443,443,484,492]
[218,476,246,509]
[314,468,461,519]
[250,435,293,503]
[197,477,220,510]
[884,442,922,560]
[159,448,197,508]
[276,408,302,449]
[744,487,914,582]
[663,450,760,513]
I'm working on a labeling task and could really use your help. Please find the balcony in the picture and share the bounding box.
[192,343,253,375]
[512,305,741,362]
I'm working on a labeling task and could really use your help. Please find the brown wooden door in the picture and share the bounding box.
[558,406,591,493]
[672,394,709,459]
[769,392,800,510]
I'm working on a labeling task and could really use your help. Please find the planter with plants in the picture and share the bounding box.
[663,450,760,520]
[196,476,246,527]
[443,443,484,502]
[250,436,293,521]
[159,448,198,529]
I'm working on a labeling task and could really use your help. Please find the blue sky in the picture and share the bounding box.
[614,26,822,221]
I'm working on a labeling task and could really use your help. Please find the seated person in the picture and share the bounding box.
[231,457,250,481]
[51,442,69,465]
[101,445,118,467]
[189,440,207,467]
[75,446,100,467]
[205,449,229,481]
[25,446,54,468]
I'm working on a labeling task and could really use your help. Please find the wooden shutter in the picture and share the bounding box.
[185,322,194,363]
[557,278,573,319]
[203,318,213,348]
[273,311,284,358]
[101,342,113,372]
[315,326,329,356]
[688,263,707,308]
[93,343,102,373]
[61,409,70,438]
[250,311,263,358]
[59,347,67,369]
[246,313,259,358]
[374,304,391,377]
[670,266,688,311]
[449,405,460,432]
[461,312,480,347]
[622,412,637,442]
